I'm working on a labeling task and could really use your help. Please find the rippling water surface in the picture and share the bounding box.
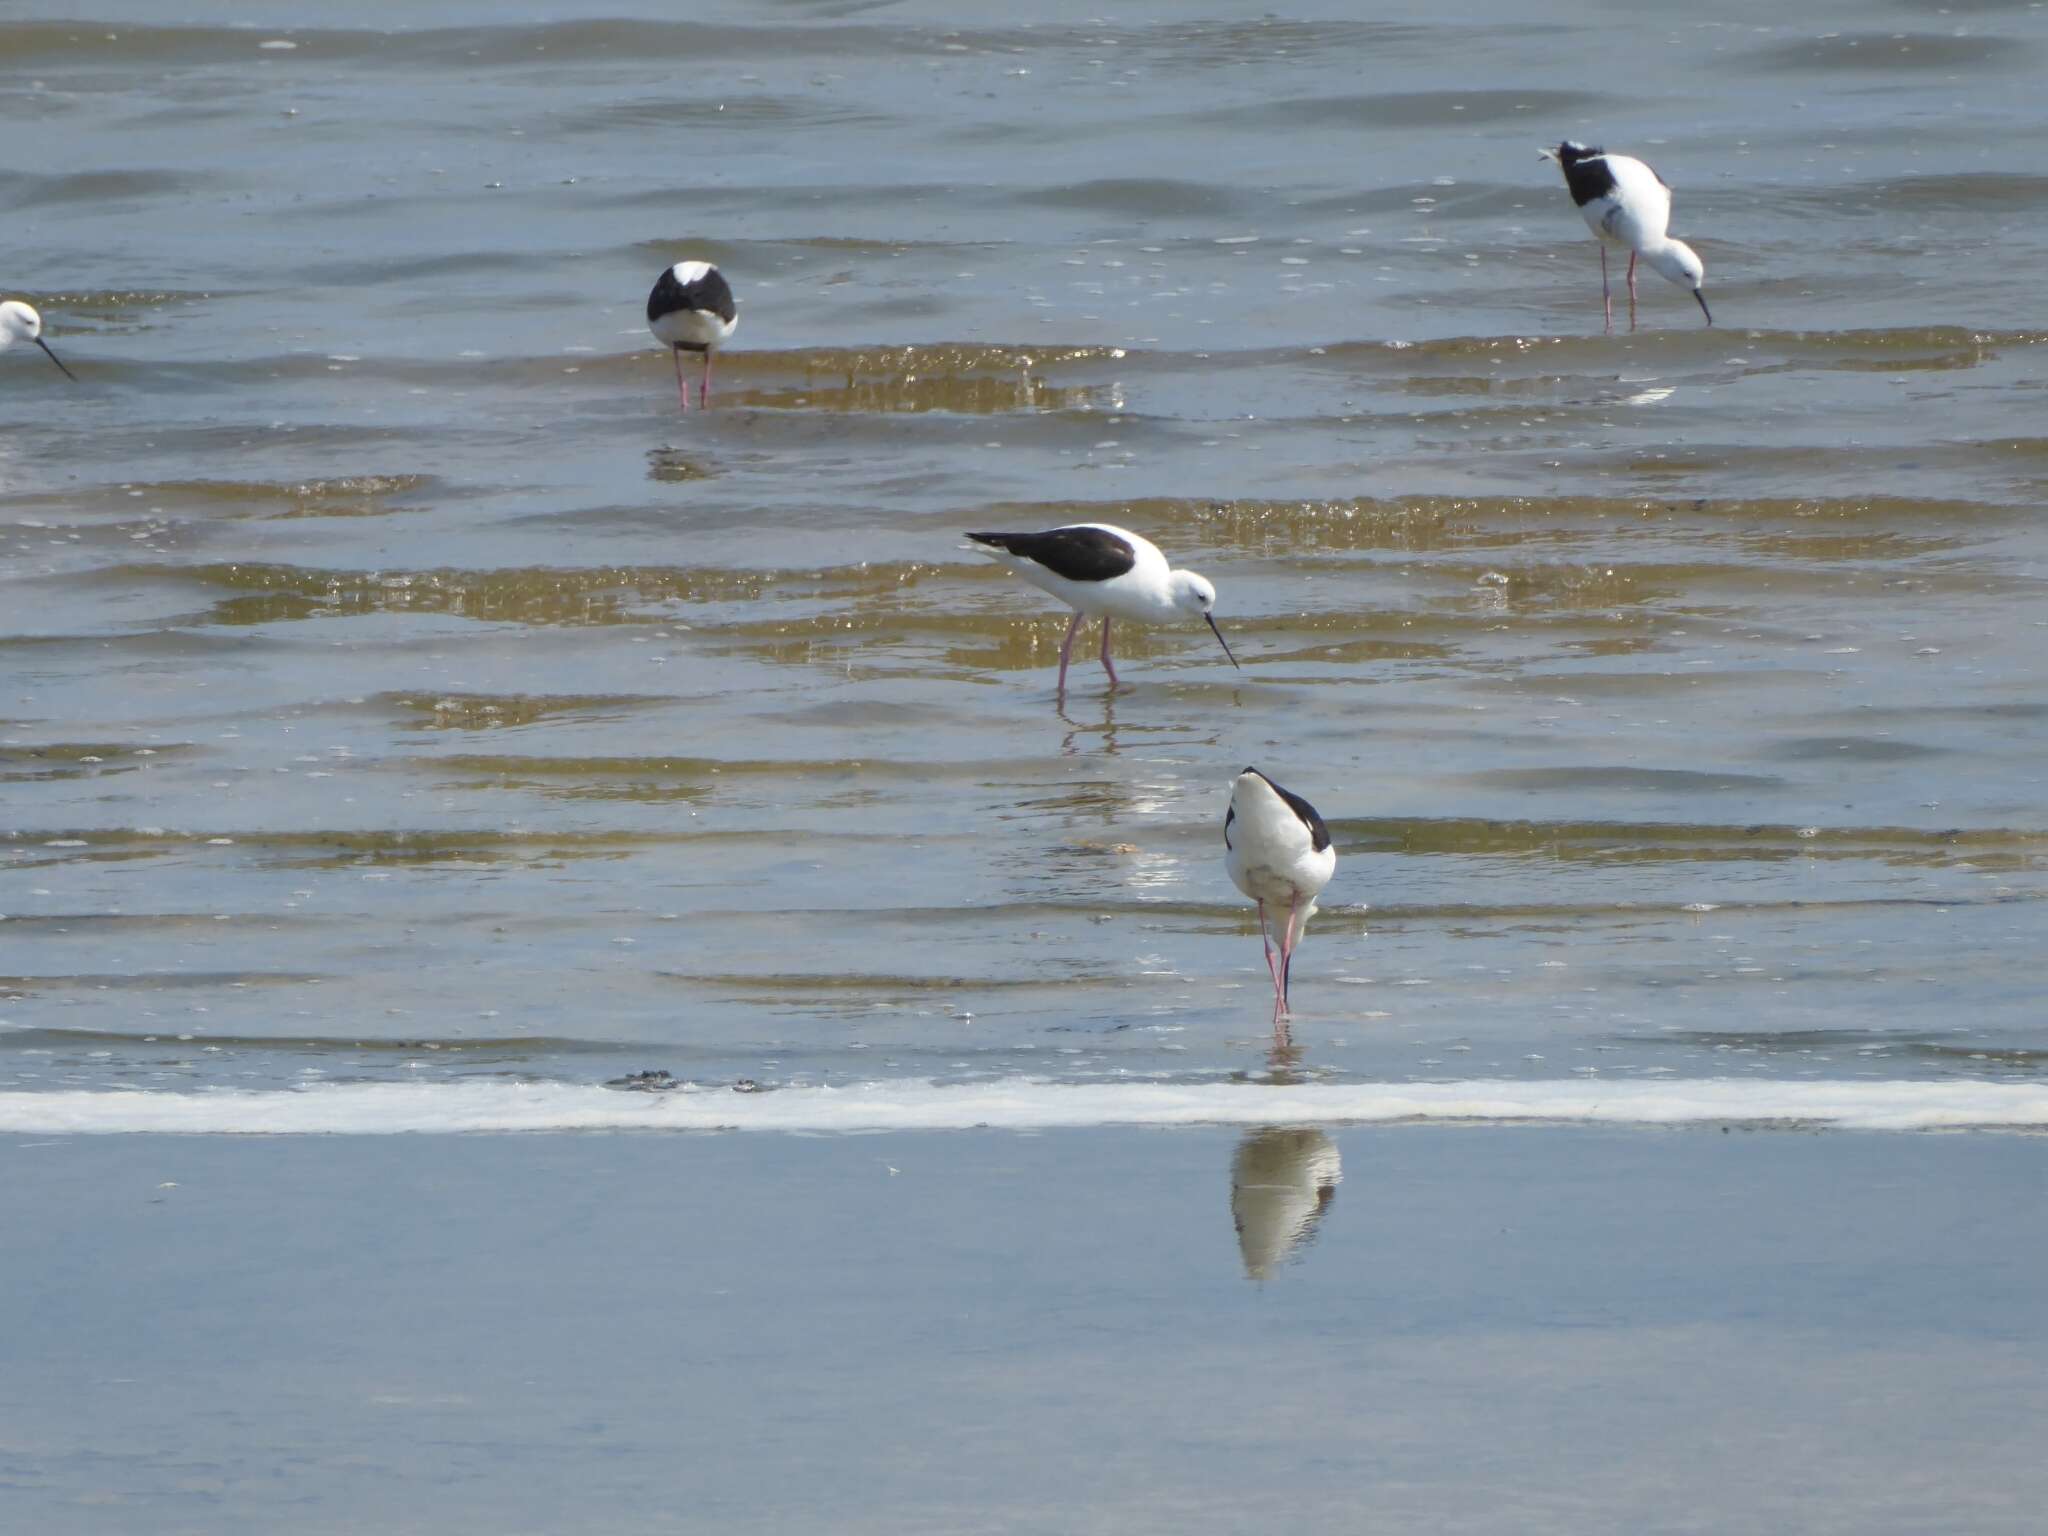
[3,0,2045,1130]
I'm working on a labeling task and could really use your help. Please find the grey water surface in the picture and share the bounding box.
[9,1128,2048,1535]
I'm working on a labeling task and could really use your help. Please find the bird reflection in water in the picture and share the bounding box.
[1056,689,1120,756]
[1231,1125,1342,1282]
[1229,1034,1341,1281]
[645,446,715,484]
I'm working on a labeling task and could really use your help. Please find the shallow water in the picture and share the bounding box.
[8,1128,2048,1533]
[3,0,2046,1128]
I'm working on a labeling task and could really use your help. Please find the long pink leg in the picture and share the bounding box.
[673,347,690,413]
[1257,900,1281,996]
[1626,250,1638,331]
[1601,247,1612,334]
[1278,892,1305,1010]
[1055,610,1084,696]
[1098,616,1119,688]
[700,351,713,408]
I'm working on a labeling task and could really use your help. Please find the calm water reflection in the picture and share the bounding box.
[1232,1126,1344,1281]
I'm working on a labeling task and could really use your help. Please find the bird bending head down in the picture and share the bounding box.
[0,300,77,380]
[1652,240,1712,323]
[1539,140,1712,328]
[1224,767,1336,1019]
[964,523,1237,695]
[647,260,737,412]
[1166,570,1236,665]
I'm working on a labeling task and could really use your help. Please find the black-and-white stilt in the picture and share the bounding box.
[0,300,76,380]
[1224,768,1335,1015]
[1541,141,1711,332]
[965,523,1238,696]
[646,260,736,411]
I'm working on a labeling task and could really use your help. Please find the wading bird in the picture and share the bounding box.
[1225,767,1335,1015]
[1541,141,1711,332]
[647,260,736,411]
[966,523,1237,696]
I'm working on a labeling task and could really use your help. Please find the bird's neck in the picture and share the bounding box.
[1642,240,1694,283]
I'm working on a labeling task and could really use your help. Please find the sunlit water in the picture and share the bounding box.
[3,0,2045,1131]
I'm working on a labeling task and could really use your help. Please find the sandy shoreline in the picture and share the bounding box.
[4,1125,2044,1534]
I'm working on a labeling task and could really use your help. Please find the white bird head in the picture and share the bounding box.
[0,300,77,379]
[1169,569,1215,615]
[1169,570,1239,669]
[1649,241,1712,324]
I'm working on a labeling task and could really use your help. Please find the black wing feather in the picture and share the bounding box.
[967,527,1137,583]
[1555,141,1618,207]
[648,263,736,325]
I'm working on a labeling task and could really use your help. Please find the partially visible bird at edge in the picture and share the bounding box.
[0,301,77,380]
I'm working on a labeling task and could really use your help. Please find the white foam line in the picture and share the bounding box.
[2,1078,2047,1136]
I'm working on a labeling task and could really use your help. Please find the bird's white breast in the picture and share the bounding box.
[1225,777,1335,910]
[651,308,737,351]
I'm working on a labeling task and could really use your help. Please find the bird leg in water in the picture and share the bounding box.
[1055,610,1084,696]
[672,347,691,413]
[1278,891,1304,1010]
[1601,246,1613,334]
[1626,250,1639,332]
[1257,900,1282,1000]
[1098,616,1119,688]
[700,351,714,409]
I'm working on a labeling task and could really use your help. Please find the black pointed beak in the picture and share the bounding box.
[1694,290,1713,326]
[1206,613,1240,670]
[36,337,76,382]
